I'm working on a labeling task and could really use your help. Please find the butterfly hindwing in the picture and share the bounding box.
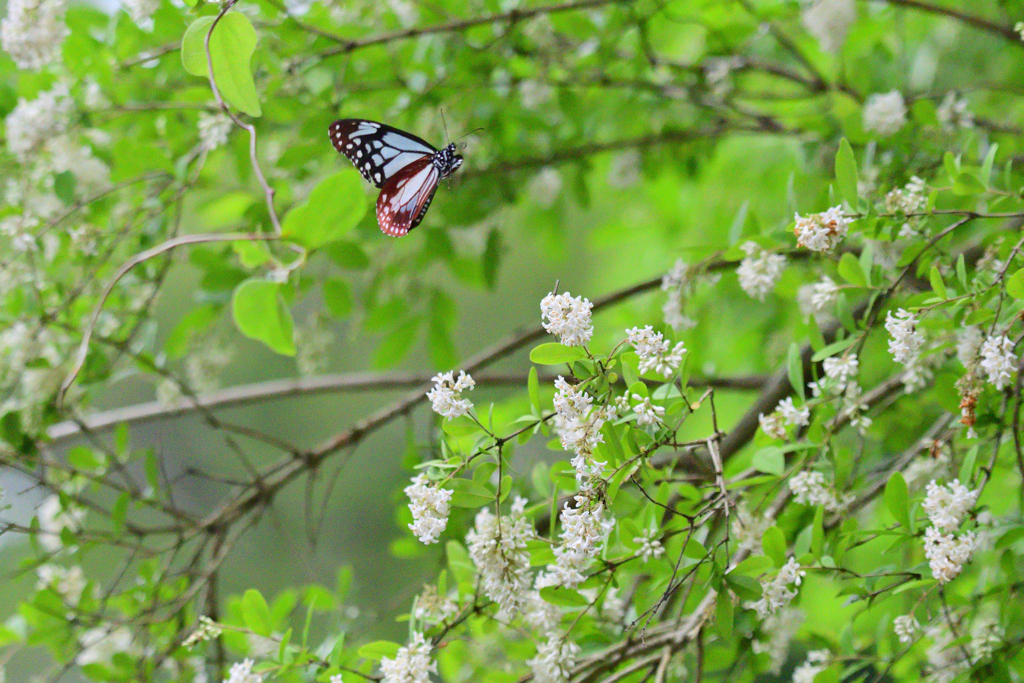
[329,119,436,188]
[376,156,440,237]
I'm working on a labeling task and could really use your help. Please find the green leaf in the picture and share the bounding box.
[441,417,478,436]
[811,337,857,362]
[752,447,785,476]
[929,266,947,299]
[67,446,103,472]
[241,589,273,636]
[716,589,734,640]
[539,586,588,607]
[373,318,420,368]
[835,138,858,206]
[529,343,587,365]
[181,13,261,116]
[952,172,986,196]
[838,252,867,287]
[357,641,401,661]
[448,478,494,508]
[884,472,910,529]
[956,255,968,289]
[959,445,979,483]
[54,170,76,204]
[323,278,353,318]
[811,505,824,558]
[762,526,787,567]
[282,172,367,249]
[482,229,503,290]
[528,367,540,413]
[232,279,296,356]
[1007,269,1024,299]
[787,342,805,400]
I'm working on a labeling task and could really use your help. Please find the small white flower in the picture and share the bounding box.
[979,334,1017,390]
[76,627,137,667]
[956,326,983,369]
[800,0,855,53]
[863,91,907,136]
[380,632,436,683]
[412,584,457,625]
[540,291,594,347]
[36,564,87,605]
[536,493,614,589]
[797,276,840,318]
[885,177,928,215]
[792,649,830,683]
[923,527,976,584]
[426,370,475,420]
[466,498,533,615]
[894,614,920,644]
[737,241,786,301]
[970,618,1004,661]
[36,494,85,553]
[885,308,924,366]
[528,167,562,207]
[198,112,233,152]
[731,503,773,554]
[922,479,978,532]
[1,0,68,69]
[793,206,850,252]
[759,411,787,440]
[633,528,665,562]
[823,353,859,392]
[776,397,810,427]
[937,91,974,131]
[625,326,686,376]
[632,395,665,427]
[5,83,73,162]
[747,557,805,619]
[404,474,452,544]
[528,634,580,683]
[789,470,850,512]
[751,607,803,674]
[607,150,641,188]
[1017,21,1024,40]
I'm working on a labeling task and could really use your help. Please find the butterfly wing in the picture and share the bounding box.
[376,156,440,237]
[329,119,436,188]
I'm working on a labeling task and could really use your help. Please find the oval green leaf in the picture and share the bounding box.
[181,13,261,117]
[282,171,367,249]
[232,279,296,356]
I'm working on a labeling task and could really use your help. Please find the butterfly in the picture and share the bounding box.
[328,119,464,237]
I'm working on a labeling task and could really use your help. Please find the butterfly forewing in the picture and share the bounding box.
[376,157,440,237]
[329,119,436,188]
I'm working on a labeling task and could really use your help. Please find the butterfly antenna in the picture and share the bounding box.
[440,108,451,147]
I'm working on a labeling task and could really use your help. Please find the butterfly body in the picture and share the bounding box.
[328,118,463,237]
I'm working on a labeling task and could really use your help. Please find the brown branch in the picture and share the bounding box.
[865,0,1022,44]
[46,371,767,446]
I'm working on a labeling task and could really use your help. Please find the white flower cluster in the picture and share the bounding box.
[537,493,614,589]
[426,370,475,420]
[552,377,606,482]
[1017,21,1024,40]
[198,112,233,152]
[528,634,580,683]
[800,0,855,53]
[528,167,562,207]
[413,584,458,625]
[759,396,810,440]
[789,470,851,512]
[661,259,697,331]
[885,177,927,216]
[924,527,977,584]
[36,564,86,605]
[466,498,533,615]
[607,150,641,188]
[541,291,594,347]
[751,607,802,673]
[631,395,665,427]
[633,528,665,562]
[922,479,977,531]
[863,91,907,136]
[956,325,983,369]
[737,242,786,301]
[937,91,974,131]
[793,206,850,252]
[893,614,920,644]
[77,626,137,667]
[122,0,159,26]
[731,502,772,554]
[797,276,840,318]
[626,326,686,376]
[820,353,859,394]
[970,618,1004,661]
[182,615,223,649]
[37,494,85,553]
[5,83,74,162]
[1,0,67,69]
[404,473,452,544]
[748,557,805,619]
[885,308,924,366]
[979,334,1017,390]
[925,623,968,683]
[792,649,830,683]
[380,632,436,683]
